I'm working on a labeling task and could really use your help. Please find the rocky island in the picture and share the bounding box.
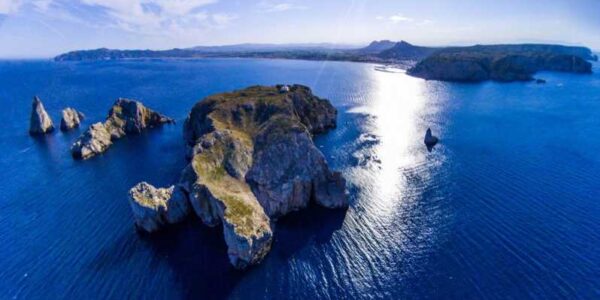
[72,98,174,159]
[60,107,85,131]
[129,85,348,269]
[407,44,595,82]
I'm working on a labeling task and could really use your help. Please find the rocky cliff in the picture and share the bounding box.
[29,96,54,135]
[130,85,347,269]
[72,98,173,159]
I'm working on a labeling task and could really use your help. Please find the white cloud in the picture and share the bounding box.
[259,1,307,13]
[0,0,25,14]
[12,0,233,37]
[212,13,237,26]
[388,13,412,23]
[376,13,415,24]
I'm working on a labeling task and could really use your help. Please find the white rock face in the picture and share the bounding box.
[128,182,190,232]
[60,108,85,131]
[29,96,54,135]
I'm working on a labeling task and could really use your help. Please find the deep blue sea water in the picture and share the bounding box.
[0,58,599,299]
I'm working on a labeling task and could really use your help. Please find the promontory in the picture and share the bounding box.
[128,85,348,269]
[407,44,595,82]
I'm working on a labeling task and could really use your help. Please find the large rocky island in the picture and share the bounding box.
[128,85,348,269]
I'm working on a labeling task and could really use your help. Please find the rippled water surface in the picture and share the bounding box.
[0,58,599,299]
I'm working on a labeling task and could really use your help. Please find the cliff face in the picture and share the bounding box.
[128,182,190,232]
[72,98,173,159]
[134,85,347,269]
[408,45,594,82]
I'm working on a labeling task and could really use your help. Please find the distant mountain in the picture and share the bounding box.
[377,41,440,61]
[356,40,397,54]
[188,43,359,53]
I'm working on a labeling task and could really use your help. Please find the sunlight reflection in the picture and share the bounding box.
[348,70,439,220]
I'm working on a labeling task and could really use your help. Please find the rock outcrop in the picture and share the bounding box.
[72,98,174,159]
[60,107,85,131]
[128,182,190,232]
[71,123,113,159]
[29,96,54,135]
[129,85,347,269]
[424,128,439,151]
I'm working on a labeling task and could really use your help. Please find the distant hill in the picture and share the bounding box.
[377,41,439,61]
[408,44,596,82]
[356,40,397,54]
[188,43,359,53]
[54,41,598,82]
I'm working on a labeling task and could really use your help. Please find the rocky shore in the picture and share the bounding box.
[72,98,173,159]
[129,85,348,268]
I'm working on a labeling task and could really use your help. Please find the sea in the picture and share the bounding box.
[0,58,599,299]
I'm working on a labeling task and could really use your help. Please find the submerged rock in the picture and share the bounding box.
[60,107,85,131]
[128,182,190,232]
[72,98,174,159]
[536,78,547,84]
[424,128,439,150]
[176,84,347,268]
[29,96,54,135]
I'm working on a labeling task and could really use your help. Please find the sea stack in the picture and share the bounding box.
[60,108,85,131]
[130,85,348,269]
[128,182,190,232]
[29,96,54,135]
[424,128,439,149]
[72,98,174,159]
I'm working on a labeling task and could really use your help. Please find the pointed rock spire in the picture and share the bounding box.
[29,96,54,135]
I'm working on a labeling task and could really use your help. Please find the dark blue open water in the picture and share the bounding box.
[0,58,599,299]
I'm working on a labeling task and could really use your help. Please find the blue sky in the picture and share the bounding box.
[0,0,598,58]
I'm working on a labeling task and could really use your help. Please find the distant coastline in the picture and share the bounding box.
[54,41,598,83]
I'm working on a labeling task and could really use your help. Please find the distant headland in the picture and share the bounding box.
[54,40,597,83]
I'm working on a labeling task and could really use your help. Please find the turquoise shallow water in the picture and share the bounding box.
[0,58,599,299]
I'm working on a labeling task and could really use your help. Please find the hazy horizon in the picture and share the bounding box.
[1,0,599,58]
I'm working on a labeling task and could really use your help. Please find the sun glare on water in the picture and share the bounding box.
[348,69,442,220]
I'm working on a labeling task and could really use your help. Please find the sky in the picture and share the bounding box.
[0,0,599,58]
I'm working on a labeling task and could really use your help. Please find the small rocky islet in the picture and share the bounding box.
[29,96,54,135]
[60,108,85,131]
[128,84,348,269]
[71,98,174,159]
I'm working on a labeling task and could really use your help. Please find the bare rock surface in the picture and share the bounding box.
[29,96,54,135]
[128,182,190,232]
[60,107,85,131]
[72,98,173,159]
